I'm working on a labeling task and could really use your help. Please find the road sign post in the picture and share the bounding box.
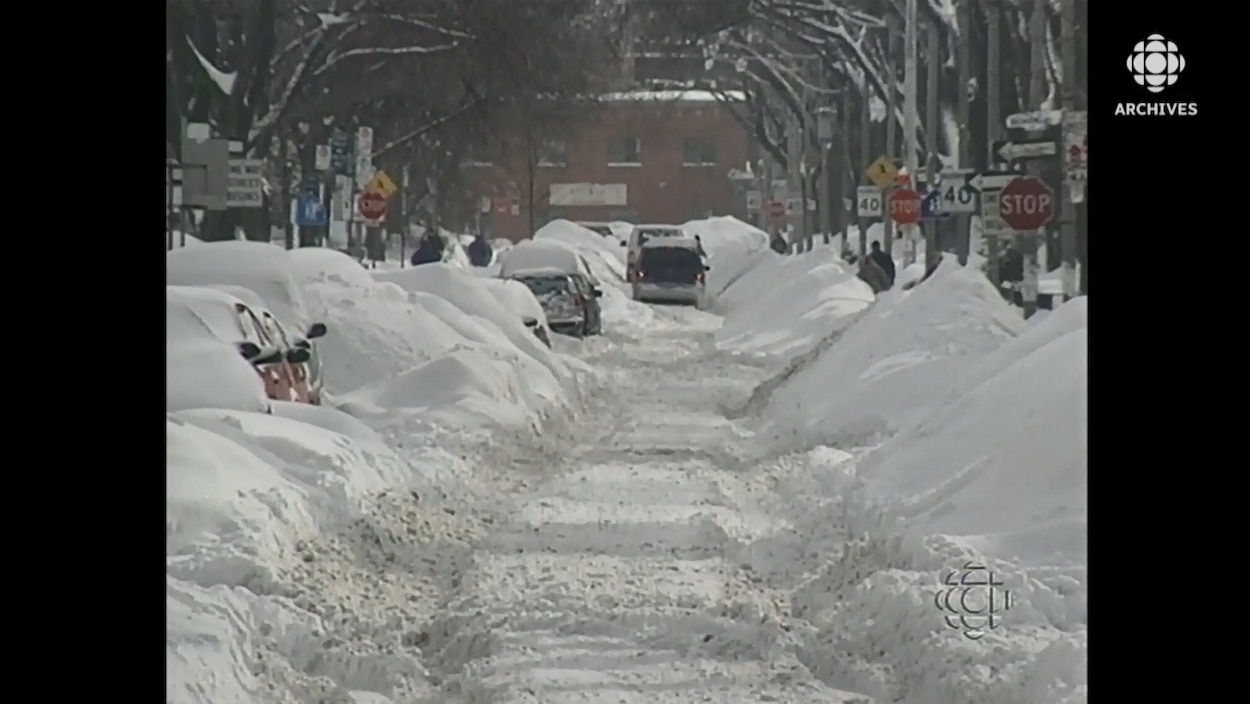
[998,176,1055,232]
[865,155,900,189]
[993,139,1058,163]
[970,171,1020,240]
[358,191,388,225]
[856,186,884,219]
[227,158,265,208]
[888,188,921,227]
[920,190,950,220]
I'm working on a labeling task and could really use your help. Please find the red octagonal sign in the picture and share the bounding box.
[888,188,921,226]
[999,177,1055,231]
[358,191,387,221]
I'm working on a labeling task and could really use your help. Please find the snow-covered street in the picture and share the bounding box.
[168,219,1086,704]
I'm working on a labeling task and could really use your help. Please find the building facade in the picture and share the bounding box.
[463,92,750,241]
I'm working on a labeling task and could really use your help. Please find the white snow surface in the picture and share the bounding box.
[168,218,1085,704]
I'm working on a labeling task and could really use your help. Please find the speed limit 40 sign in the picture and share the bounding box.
[856,186,884,218]
[938,182,978,213]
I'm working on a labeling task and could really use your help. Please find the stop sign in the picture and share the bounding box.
[358,191,387,221]
[888,188,921,226]
[767,200,786,218]
[998,177,1055,231]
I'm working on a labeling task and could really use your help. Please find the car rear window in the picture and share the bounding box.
[636,228,680,246]
[639,246,702,270]
[515,276,570,296]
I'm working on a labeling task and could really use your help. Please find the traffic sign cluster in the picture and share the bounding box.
[855,154,1056,234]
[295,125,400,229]
[852,108,1084,235]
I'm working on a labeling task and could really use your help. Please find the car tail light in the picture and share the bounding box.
[635,270,644,279]
[696,271,705,284]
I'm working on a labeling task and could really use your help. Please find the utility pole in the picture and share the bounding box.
[955,0,973,265]
[985,0,1003,288]
[839,91,852,251]
[883,14,899,259]
[1060,0,1081,298]
[924,20,940,269]
[858,86,872,261]
[819,109,834,250]
[786,94,804,253]
[1022,0,1046,318]
[902,0,920,267]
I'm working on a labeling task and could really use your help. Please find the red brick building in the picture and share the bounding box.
[462,91,750,241]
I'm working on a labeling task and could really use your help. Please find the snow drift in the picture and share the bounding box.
[713,250,874,359]
[776,300,1087,704]
[750,258,1024,450]
[532,219,628,282]
[714,247,1086,704]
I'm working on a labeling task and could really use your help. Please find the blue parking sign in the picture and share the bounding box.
[920,190,950,219]
[295,193,327,227]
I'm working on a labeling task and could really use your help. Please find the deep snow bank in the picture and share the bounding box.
[166,240,311,326]
[751,259,1024,450]
[167,404,470,704]
[722,257,1087,704]
[713,250,874,359]
[279,251,588,432]
[364,263,590,429]
[768,299,1088,704]
[681,216,770,297]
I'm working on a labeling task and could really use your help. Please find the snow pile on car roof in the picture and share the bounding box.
[165,285,270,414]
[167,240,310,326]
[533,219,628,282]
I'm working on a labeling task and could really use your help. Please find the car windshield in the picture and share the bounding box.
[639,247,702,270]
[515,275,571,296]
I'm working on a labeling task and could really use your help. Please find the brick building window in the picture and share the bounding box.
[682,137,718,166]
[537,139,567,167]
[607,136,642,166]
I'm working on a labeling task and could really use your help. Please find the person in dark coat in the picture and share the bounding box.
[467,234,493,267]
[857,257,890,293]
[693,234,707,258]
[868,240,896,287]
[410,231,444,266]
[770,231,788,254]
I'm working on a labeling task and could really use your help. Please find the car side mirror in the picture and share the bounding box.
[305,322,328,339]
[522,316,539,328]
[704,265,711,271]
[285,347,312,364]
[236,341,263,361]
[592,289,604,298]
[241,343,284,365]
[619,241,627,247]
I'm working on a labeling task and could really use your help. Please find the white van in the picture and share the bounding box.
[623,224,685,282]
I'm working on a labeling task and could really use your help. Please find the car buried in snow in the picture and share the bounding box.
[166,286,323,410]
[506,267,603,338]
